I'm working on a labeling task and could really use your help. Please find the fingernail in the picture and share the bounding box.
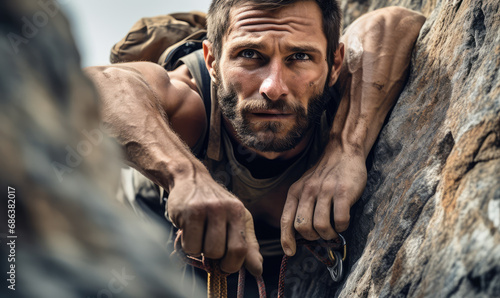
[283,247,291,256]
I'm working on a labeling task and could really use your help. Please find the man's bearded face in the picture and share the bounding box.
[213,1,332,153]
[217,76,330,152]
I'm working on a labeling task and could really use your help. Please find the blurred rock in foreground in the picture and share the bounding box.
[0,1,202,297]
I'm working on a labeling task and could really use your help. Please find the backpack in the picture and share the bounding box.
[110,11,207,70]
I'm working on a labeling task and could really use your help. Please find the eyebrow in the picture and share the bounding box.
[227,42,266,52]
[228,42,322,55]
[285,45,322,55]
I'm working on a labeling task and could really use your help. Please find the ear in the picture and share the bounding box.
[203,40,218,83]
[328,42,345,87]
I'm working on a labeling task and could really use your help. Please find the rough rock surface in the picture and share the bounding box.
[340,0,500,297]
[340,0,438,28]
[0,1,203,297]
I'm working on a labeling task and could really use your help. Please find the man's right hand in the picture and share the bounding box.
[85,62,263,275]
[167,173,263,276]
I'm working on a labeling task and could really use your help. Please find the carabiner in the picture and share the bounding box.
[326,234,346,282]
[327,250,344,282]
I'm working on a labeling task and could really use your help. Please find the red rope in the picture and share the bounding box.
[237,268,245,298]
[256,275,266,297]
[171,231,343,298]
[277,255,290,298]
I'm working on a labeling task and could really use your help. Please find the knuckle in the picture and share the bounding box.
[320,181,335,192]
[182,245,200,256]
[302,183,318,197]
[228,200,245,217]
[166,203,181,218]
[294,220,310,234]
[221,263,239,274]
[335,218,350,231]
[230,243,248,258]
[337,218,350,226]
[185,208,204,221]
[313,222,332,235]
[294,217,320,240]
[334,182,350,196]
[335,185,361,202]
[281,214,292,227]
[186,200,205,214]
[205,199,223,212]
[334,211,350,223]
[288,182,302,194]
[204,249,224,260]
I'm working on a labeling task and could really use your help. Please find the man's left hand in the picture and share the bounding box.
[280,143,367,256]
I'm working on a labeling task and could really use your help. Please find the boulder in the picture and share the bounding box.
[340,0,438,28]
[340,0,500,297]
[0,1,203,297]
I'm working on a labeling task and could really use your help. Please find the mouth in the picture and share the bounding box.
[249,109,293,119]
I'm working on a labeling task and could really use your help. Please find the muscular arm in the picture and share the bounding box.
[334,7,426,158]
[281,7,426,255]
[85,62,206,188]
[85,62,263,275]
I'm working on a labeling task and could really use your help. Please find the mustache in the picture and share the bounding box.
[239,98,304,114]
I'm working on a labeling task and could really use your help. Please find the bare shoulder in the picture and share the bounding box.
[85,62,207,148]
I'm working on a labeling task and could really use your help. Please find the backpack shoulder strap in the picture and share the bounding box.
[177,49,211,126]
[176,49,212,158]
[159,30,207,70]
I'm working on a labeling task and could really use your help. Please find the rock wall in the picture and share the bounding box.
[341,0,500,297]
[340,0,438,28]
[0,1,203,297]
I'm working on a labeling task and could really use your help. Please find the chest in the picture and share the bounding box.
[206,157,306,227]
[241,178,292,228]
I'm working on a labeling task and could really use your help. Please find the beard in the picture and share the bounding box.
[216,78,330,152]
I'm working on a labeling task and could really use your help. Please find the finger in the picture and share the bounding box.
[220,206,247,274]
[203,213,227,259]
[313,195,338,240]
[243,209,263,277]
[333,197,352,233]
[181,213,206,256]
[281,191,299,256]
[294,187,320,241]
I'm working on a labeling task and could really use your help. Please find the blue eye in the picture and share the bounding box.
[291,53,310,60]
[240,49,258,59]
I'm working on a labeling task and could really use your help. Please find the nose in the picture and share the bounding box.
[259,60,289,101]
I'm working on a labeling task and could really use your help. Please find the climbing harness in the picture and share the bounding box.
[171,231,347,298]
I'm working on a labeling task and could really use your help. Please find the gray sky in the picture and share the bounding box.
[60,0,211,67]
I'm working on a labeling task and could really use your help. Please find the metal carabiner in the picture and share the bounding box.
[327,251,344,282]
[326,234,346,282]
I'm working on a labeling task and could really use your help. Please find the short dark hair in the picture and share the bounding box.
[207,0,342,69]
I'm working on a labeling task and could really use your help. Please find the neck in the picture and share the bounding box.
[222,117,313,160]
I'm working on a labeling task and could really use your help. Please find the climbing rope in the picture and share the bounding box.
[171,231,232,298]
[171,231,346,298]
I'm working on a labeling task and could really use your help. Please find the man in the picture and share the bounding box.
[86,0,425,295]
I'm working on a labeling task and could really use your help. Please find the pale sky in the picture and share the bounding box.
[60,0,211,67]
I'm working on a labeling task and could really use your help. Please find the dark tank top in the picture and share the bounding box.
[177,49,339,256]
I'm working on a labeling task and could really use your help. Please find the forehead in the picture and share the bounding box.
[224,1,326,52]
